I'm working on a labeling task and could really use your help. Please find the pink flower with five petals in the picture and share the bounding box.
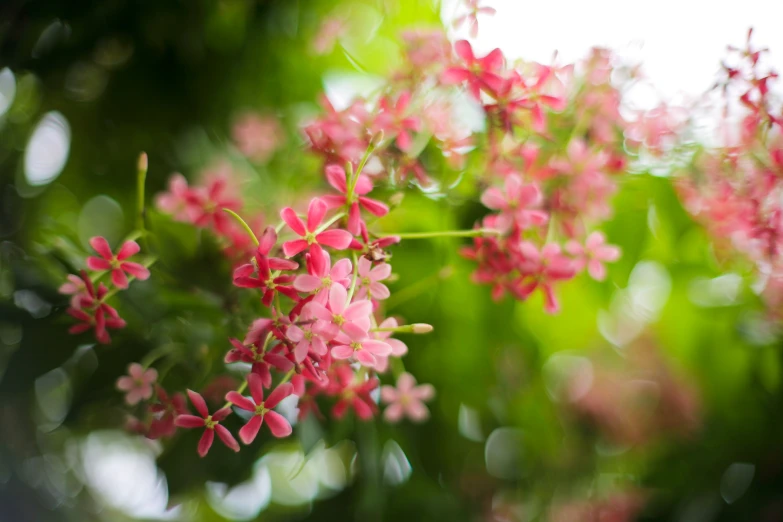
[226,374,294,444]
[86,237,150,289]
[175,390,239,457]
[381,372,435,423]
[566,232,620,281]
[280,198,353,257]
[116,363,158,405]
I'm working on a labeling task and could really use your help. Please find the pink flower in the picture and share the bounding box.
[66,271,126,344]
[59,274,86,308]
[355,257,391,300]
[155,174,197,222]
[307,283,373,332]
[452,0,497,38]
[512,242,576,313]
[370,317,409,373]
[86,237,150,289]
[441,40,504,100]
[566,232,621,281]
[320,164,389,235]
[293,247,352,304]
[233,227,300,306]
[224,337,294,389]
[373,92,421,152]
[480,174,548,231]
[312,16,347,55]
[331,323,392,367]
[280,198,353,257]
[189,165,243,235]
[175,390,239,457]
[232,113,285,163]
[116,363,158,405]
[226,374,294,444]
[380,372,435,423]
[328,364,379,420]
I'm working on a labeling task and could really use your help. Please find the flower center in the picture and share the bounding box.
[204,415,217,429]
[305,232,317,244]
[350,341,362,351]
[254,404,269,416]
[361,276,371,286]
[334,314,345,326]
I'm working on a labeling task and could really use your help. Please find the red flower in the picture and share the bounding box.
[373,92,421,152]
[512,242,576,314]
[280,198,353,257]
[232,227,300,306]
[226,374,294,444]
[86,237,149,289]
[66,271,126,344]
[441,40,504,100]
[321,165,389,234]
[328,364,379,420]
[175,390,239,457]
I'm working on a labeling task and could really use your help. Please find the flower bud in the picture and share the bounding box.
[412,323,433,334]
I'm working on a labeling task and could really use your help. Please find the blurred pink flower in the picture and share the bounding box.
[381,372,435,423]
[116,363,158,405]
[453,0,497,39]
[232,112,285,163]
[566,231,620,281]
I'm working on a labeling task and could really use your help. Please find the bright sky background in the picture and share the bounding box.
[444,0,783,108]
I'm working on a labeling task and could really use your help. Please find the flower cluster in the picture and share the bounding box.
[151,157,436,456]
[303,32,637,312]
[155,162,260,261]
[676,30,783,314]
[59,236,149,344]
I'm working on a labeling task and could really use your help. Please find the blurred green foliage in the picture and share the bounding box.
[2,1,783,522]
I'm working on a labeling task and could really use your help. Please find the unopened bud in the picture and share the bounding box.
[412,323,433,334]
[370,130,384,148]
[138,152,148,172]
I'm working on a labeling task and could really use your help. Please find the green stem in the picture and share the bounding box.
[136,152,148,249]
[223,209,260,247]
[347,141,378,202]
[392,228,500,240]
[346,251,360,302]
[221,379,249,411]
[315,211,347,234]
[102,256,158,300]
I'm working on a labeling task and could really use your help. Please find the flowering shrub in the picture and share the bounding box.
[55,6,682,463]
[26,2,781,520]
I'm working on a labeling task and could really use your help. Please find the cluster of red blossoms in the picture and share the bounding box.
[58,4,679,457]
[155,162,260,261]
[676,30,783,315]
[59,236,150,344]
[303,33,657,312]
[157,158,436,455]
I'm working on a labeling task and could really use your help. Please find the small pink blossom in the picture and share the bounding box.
[175,390,239,457]
[307,283,373,332]
[226,374,294,444]
[294,242,352,303]
[381,372,435,423]
[355,257,391,300]
[331,323,392,367]
[441,40,504,100]
[452,0,497,39]
[566,232,621,281]
[86,237,149,289]
[320,164,389,235]
[232,113,285,163]
[116,363,158,405]
[480,174,548,231]
[280,198,353,257]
